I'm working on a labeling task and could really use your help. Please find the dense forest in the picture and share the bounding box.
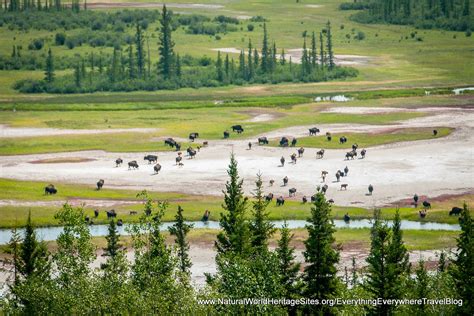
[1,156,472,314]
[0,4,356,93]
[341,0,473,31]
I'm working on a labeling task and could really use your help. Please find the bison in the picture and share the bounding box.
[280,137,289,147]
[343,213,351,222]
[291,138,297,147]
[164,138,177,147]
[189,132,199,141]
[115,158,123,167]
[297,147,305,157]
[283,176,289,186]
[44,184,57,195]
[340,184,348,190]
[316,149,325,159]
[449,207,462,216]
[106,209,117,218]
[258,137,269,145]
[97,179,104,190]
[368,184,374,195]
[360,149,367,159]
[302,196,307,203]
[276,196,285,206]
[309,127,320,136]
[223,131,230,139]
[144,155,158,164]
[128,161,139,169]
[433,129,438,136]
[280,156,285,166]
[232,125,244,133]
[154,163,162,174]
[265,193,274,201]
[339,136,347,144]
[422,201,431,209]
[289,188,297,197]
[176,156,182,165]
[291,153,297,164]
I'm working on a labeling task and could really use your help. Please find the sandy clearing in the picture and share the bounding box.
[321,106,470,114]
[1,110,472,208]
[0,125,160,138]
[305,4,324,9]
[211,48,373,66]
[29,157,96,164]
[86,2,224,9]
[0,244,449,287]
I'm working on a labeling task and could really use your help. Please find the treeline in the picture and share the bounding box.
[14,10,357,94]
[1,155,473,315]
[2,0,82,12]
[344,0,472,31]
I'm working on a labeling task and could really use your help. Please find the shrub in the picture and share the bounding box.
[28,38,44,50]
[247,24,254,32]
[55,33,66,45]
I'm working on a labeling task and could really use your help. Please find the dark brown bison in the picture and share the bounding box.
[360,149,366,159]
[339,136,348,144]
[189,132,199,141]
[176,156,182,165]
[291,153,297,164]
[154,163,162,174]
[343,213,350,222]
[450,207,462,216]
[283,176,289,186]
[276,196,285,206]
[265,193,274,201]
[97,179,104,190]
[232,125,244,133]
[117,219,123,226]
[340,184,348,190]
[187,148,197,159]
[422,201,431,209]
[344,166,349,176]
[223,131,230,139]
[316,149,325,159]
[44,184,57,195]
[289,188,297,197]
[309,127,320,136]
[106,209,117,218]
[433,129,438,136]
[258,137,269,145]
[115,158,123,167]
[368,184,374,195]
[297,147,304,157]
[291,138,297,147]
[280,137,289,147]
[144,155,158,164]
[164,138,177,147]
[94,209,99,217]
[302,196,307,203]
[128,161,139,169]
[280,156,285,166]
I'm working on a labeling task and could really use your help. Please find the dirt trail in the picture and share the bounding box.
[1,109,472,208]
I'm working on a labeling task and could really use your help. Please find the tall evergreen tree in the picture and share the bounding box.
[413,258,430,314]
[271,41,277,71]
[224,53,230,79]
[310,31,317,69]
[326,21,335,69]
[277,222,301,303]
[253,48,259,69]
[19,212,49,279]
[301,38,311,77]
[44,48,54,83]
[74,63,81,88]
[215,154,251,257]
[261,22,270,73]
[102,219,127,276]
[135,23,145,78]
[303,192,340,314]
[128,43,135,79]
[157,5,174,79]
[216,50,223,82]
[319,32,325,68]
[280,48,286,65]
[247,39,253,80]
[175,53,181,78]
[388,209,410,278]
[364,209,396,316]
[168,206,193,276]
[249,174,275,250]
[449,204,473,315]
[463,0,470,16]
[238,49,246,79]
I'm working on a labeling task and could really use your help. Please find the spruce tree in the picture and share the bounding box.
[277,221,301,300]
[19,212,49,279]
[463,0,470,16]
[253,47,259,69]
[135,23,145,78]
[247,39,253,79]
[44,48,54,83]
[414,258,429,314]
[158,5,174,79]
[449,203,473,315]
[175,53,181,78]
[215,154,250,257]
[319,32,325,68]
[216,51,223,82]
[224,53,230,79]
[249,174,275,250]
[74,63,81,88]
[280,48,286,65]
[238,49,246,79]
[271,41,277,71]
[351,256,358,286]
[364,209,395,316]
[326,21,335,69]
[438,250,447,272]
[168,206,193,276]
[103,219,127,276]
[128,43,135,79]
[303,192,340,314]
[261,22,269,73]
[310,31,317,69]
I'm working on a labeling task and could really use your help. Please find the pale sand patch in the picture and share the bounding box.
[29,157,96,164]
[245,114,276,123]
[322,106,470,114]
[305,4,324,8]
[0,125,160,138]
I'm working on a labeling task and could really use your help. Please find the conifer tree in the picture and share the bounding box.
[249,174,275,250]
[44,48,54,83]
[175,53,181,78]
[277,221,301,301]
[74,63,81,87]
[253,48,259,69]
[388,210,410,278]
[238,49,246,79]
[168,206,193,276]
[319,32,325,68]
[103,219,127,276]
[215,154,250,257]
[216,50,223,82]
[261,22,269,73]
[438,250,447,272]
[303,192,339,314]
[224,53,230,79]
[247,39,253,79]
[351,256,358,286]
[135,23,145,78]
[326,21,335,69]
[19,212,49,279]
[280,48,286,65]
[449,204,473,315]
[128,43,135,79]
[158,5,174,79]
[310,31,317,69]
[414,258,429,314]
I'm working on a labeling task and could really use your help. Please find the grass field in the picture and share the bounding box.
[267,127,453,149]
[0,178,469,227]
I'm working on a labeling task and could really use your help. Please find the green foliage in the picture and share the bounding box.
[158,5,174,80]
[168,206,193,276]
[249,174,275,251]
[216,154,251,256]
[449,203,474,315]
[303,192,340,314]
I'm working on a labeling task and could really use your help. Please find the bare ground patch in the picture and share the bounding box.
[29,157,96,164]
